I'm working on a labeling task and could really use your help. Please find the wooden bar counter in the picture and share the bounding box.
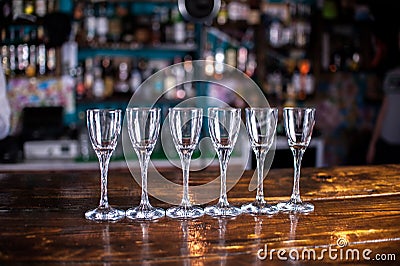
[0,163,399,265]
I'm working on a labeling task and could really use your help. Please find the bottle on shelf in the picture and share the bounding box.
[12,0,23,19]
[92,64,105,99]
[151,9,161,46]
[35,0,47,17]
[101,56,114,98]
[0,1,12,24]
[114,60,130,94]
[107,3,122,44]
[25,43,36,77]
[37,43,46,75]
[171,6,186,44]
[46,47,56,75]
[75,66,86,100]
[183,54,195,98]
[158,6,170,43]
[95,2,108,45]
[163,59,177,99]
[237,45,248,72]
[214,43,225,76]
[185,22,195,46]
[129,58,142,94]
[84,3,96,44]
[83,57,94,98]
[61,25,78,76]
[245,51,257,77]
[1,45,10,76]
[225,47,237,68]
[173,56,185,99]
[227,0,250,22]
[138,58,151,81]
[203,42,214,76]
[47,0,56,14]
[16,43,28,74]
[9,44,16,76]
[24,0,34,16]
[217,0,228,25]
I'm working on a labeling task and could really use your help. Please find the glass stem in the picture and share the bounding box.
[218,148,230,207]
[98,151,112,209]
[290,148,305,204]
[255,151,267,204]
[180,152,192,207]
[138,150,150,207]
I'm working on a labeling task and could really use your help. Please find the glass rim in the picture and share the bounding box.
[208,107,241,111]
[283,107,316,111]
[168,107,203,111]
[245,107,278,111]
[126,107,161,111]
[86,108,122,113]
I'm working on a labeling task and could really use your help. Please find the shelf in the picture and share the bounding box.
[88,0,176,3]
[77,43,198,60]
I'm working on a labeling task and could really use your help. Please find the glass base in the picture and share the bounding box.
[241,201,279,215]
[277,200,314,213]
[205,203,242,217]
[126,205,165,221]
[166,205,204,219]
[85,206,125,222]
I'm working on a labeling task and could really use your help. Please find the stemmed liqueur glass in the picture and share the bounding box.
[241,107,279,215]
[167,107,204,219]
[205,107,242,217]
[125,107,164,220]
[85,109,125,221]
[277,107,316,213]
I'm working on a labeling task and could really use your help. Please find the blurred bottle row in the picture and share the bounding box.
[1,42,56,77]
[1,0,56,21]
[1,0,59,77]
[262,1,312,49]
[75,54,196,102]
[1,0,195,46]
[72,1,195,48]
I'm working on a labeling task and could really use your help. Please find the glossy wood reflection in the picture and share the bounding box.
[0,164,399,265]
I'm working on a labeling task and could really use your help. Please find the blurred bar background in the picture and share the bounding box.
[0,0,399,169]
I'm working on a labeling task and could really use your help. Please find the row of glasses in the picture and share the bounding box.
[168,107,247,219]
[167,107,204,219]
[125,108,164,220]
[205,108,242,217]
[85,109,125,221]
[242,107,316,215]
[85,108,163,222]
[241,107,279,215]
[84,106,315,222]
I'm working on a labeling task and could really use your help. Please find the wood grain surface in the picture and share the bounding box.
[0,164,399,265]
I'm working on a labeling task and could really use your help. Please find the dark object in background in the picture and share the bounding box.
[43,12,71,47]
[21,106,64,141]
[373,138,400,165]
[271,148,317,169]
[178,0,220,23]
[249,147,318,169]
[0,136,23,163]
